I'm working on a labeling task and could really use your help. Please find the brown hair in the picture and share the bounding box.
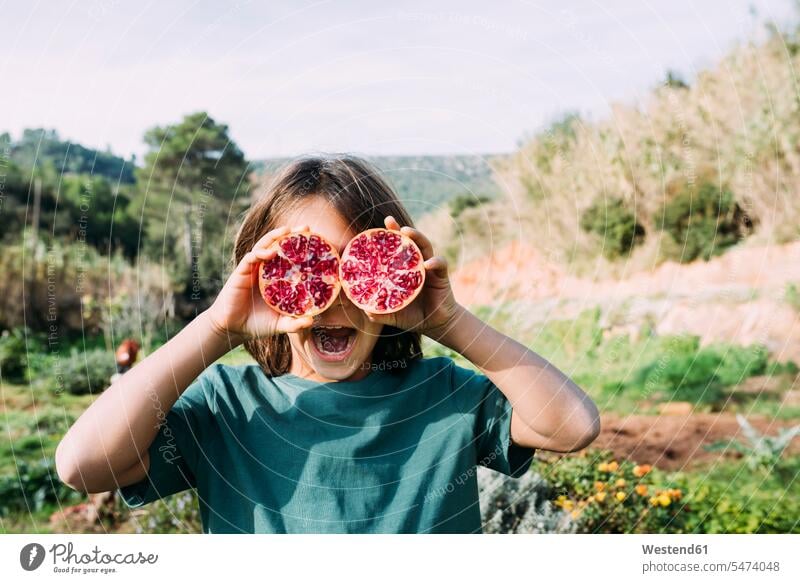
[233,153,423,376]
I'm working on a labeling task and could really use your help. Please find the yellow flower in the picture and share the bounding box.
[658,493,671,507]
[635,484,649,496]
[615,492,626,502]
[595,491,607,502]
[594,481,606,491]
[598,462,609,472]
[606,461,619,472]
[587,495,596,503]
[571,509,581,519]
[633,464,652,478]
[649,496,659,506]
[670,489,682,500]
[557,495,567,502]
[563,500,574,511]
[615,478,626,488]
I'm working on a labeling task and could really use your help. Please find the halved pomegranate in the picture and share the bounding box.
[258,231,341,317]
[339,228,426,313]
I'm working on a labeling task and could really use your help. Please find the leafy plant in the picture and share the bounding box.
[659,181,753,262]
[56,349,117,396]
[478,467,575,533]
[132,491,202,534]
[704,414,800,473]
[0,327,33,383]
[580,197,645,259]
[0,459,83,516]
[539,450,688,533]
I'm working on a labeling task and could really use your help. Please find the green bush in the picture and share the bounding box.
[539,450,688,533]
[57,349,117,395]
[626,341,768,406]
[679,457,800,533]
[134,491,202,533]
[538,450,800,533]
[449,193,491,218]
[0,459,83,516]
[659,182,753,262]
[580,197,645,259]
[0,327,32,383]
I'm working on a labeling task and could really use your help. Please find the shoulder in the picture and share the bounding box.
[181,363,266,412]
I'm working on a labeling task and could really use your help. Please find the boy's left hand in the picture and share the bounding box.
[364,216,463,341]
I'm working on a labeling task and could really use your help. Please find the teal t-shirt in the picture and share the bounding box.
[118,356,535,533]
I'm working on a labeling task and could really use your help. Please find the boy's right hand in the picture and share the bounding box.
[205,225,314,344]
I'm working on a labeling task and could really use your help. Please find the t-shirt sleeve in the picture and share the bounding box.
[448,359,535,478]
[117,375,211,507]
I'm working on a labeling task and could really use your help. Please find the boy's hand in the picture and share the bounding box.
[364,216,464,341]
[205,225,314,344]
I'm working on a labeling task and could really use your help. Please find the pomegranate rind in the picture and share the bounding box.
[339,228,426,314]
[258,231,341,317]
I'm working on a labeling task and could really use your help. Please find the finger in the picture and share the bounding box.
[253,247,278,261]
[424,255,450,278]
[365,311,396,327]
[291,224,310,233]
[400,225,434,259]
[384,215,402,231]
[251,225,290,251]
[234,250,262,276]
[275,315,314,333]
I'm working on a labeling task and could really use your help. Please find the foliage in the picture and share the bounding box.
[4,128,135,183]
[537,449,800,533]
[785,282,800,313]
[539,450,687,533]
[56,349,117,396]
[130,112,251,304]
[478,467,575,533]
[0,459,83,516]
[659,181,753,262]
[678,456,800,533]
[132,491,202,534]
[627,341,768,406]
[580,196,645,258]
[705,414,800,473]
[449,193,491,218]
[0,327,33,383]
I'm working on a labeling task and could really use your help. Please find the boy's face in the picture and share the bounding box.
[280,196,384,382]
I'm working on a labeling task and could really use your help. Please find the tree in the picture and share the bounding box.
[132,112,251,307]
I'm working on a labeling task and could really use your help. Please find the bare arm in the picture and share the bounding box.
[55,225,313,493]
[55,313,236,493]
[436,306,601,452]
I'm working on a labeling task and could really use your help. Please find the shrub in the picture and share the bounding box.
[539,450,688,533]
[627,341,768,407]
[478,467,575,533]
[678,456,800,533]
[0,459,83,516]
[449,193,490,218]
[132,491,202,534]
[0,327,31,383]
[580,197,645,259]
[57,349,117,395]
[659,182,753,262]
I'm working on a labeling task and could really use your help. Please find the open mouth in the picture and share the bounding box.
[309,325,357,362]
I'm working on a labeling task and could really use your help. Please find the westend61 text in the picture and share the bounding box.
[642,544,708,555]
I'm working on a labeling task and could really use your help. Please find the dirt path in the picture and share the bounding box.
[589,412,800,470]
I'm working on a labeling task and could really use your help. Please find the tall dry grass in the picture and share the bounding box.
[486,32,800,273]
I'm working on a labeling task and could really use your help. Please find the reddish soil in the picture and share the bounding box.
[588,412,800,471]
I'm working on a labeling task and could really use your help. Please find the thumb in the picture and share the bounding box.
[275,315,314,333]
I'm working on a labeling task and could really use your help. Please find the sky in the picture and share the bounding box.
[1,0,796,161]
